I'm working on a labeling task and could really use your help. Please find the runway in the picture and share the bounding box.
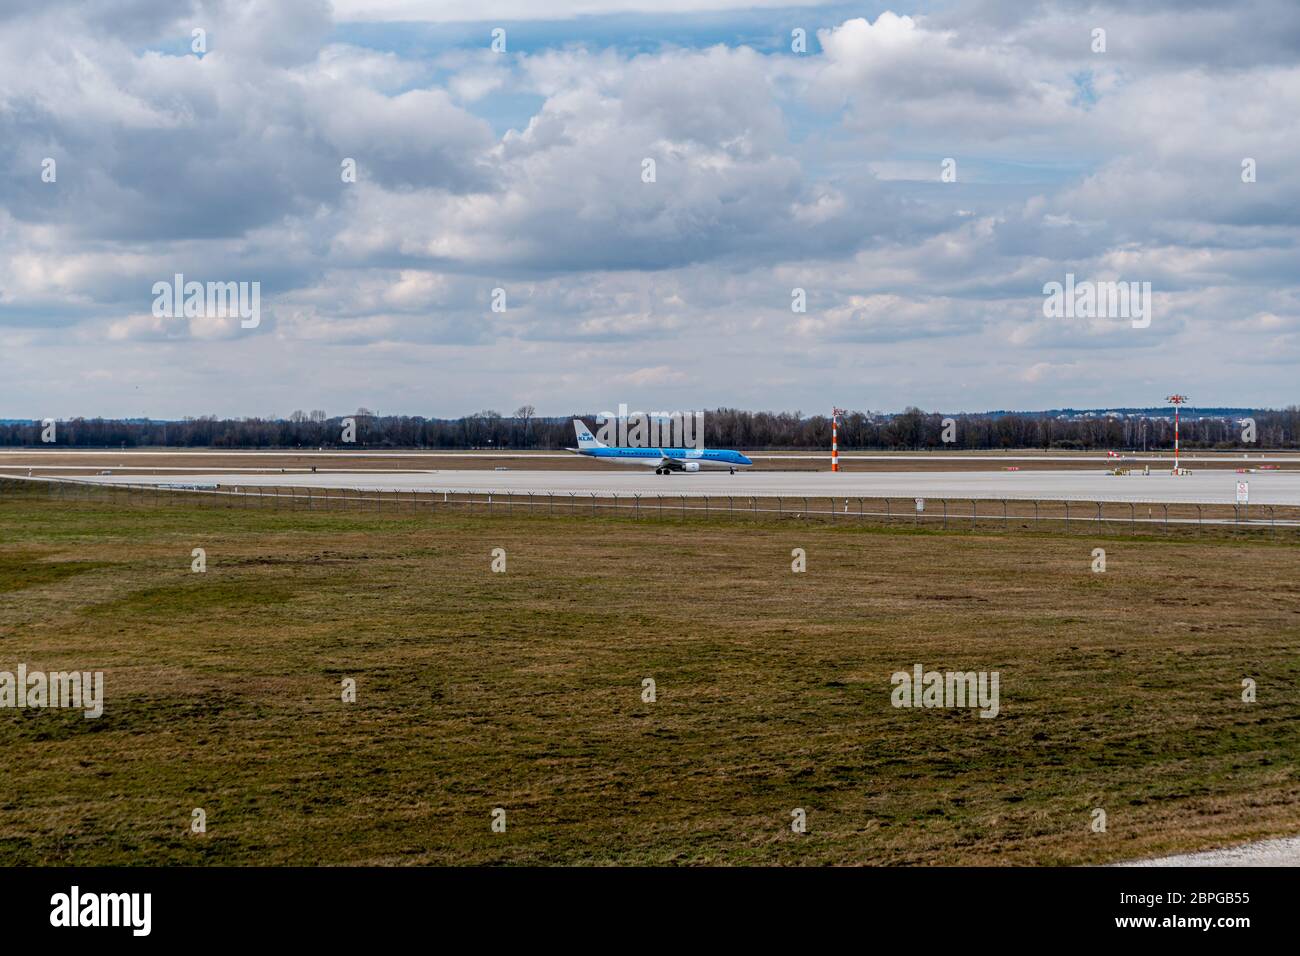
[70,468,1300,505]
[4,449,1298,464]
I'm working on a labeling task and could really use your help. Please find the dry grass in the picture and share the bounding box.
[1,492,1298,865]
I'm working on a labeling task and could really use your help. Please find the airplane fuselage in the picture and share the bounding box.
[575,446,751,470]
[569,419,752,473]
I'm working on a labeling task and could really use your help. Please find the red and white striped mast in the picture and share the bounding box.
[1166,394,1188,475]
[831,407,847,472]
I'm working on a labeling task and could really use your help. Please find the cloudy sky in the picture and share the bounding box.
[2,0,1297,418]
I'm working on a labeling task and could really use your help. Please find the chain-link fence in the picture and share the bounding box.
[4,475,1297,539]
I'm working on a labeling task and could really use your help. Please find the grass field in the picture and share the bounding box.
[1,490,1298,865]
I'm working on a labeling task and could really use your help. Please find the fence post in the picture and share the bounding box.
[1129,502,1135,532]
[1064,501,1069,530]
[942,499,948,530]
[635,494,641,518]
[1096,501,1102,528]
[1163,503,1169,533]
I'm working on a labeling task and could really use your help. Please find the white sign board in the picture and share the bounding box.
[1236,481,1249,504]
[915,498,925,512]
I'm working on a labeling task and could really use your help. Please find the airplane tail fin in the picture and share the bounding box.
[573,419,605,449]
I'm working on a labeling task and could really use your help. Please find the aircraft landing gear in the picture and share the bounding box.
[729,467,735,475]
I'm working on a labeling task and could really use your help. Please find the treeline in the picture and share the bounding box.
[804,407,1299,451]
[2,406,1298,450]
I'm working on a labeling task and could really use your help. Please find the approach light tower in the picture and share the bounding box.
[1166,394,1189,475]
[831,407,848,472]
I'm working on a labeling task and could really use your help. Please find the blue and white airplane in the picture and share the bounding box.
[569,420,753,475]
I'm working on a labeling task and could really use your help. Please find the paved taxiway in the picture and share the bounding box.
[70,468,1300,505]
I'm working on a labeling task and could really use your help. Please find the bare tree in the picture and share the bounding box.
[514,404,536,447]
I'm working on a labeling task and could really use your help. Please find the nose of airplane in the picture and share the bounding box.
[739,453,753,466]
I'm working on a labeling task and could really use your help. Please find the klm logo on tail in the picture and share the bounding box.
[573,420,605,449]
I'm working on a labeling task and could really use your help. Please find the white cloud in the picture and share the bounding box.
[3,3,1299,415]
[332,1,829,23]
